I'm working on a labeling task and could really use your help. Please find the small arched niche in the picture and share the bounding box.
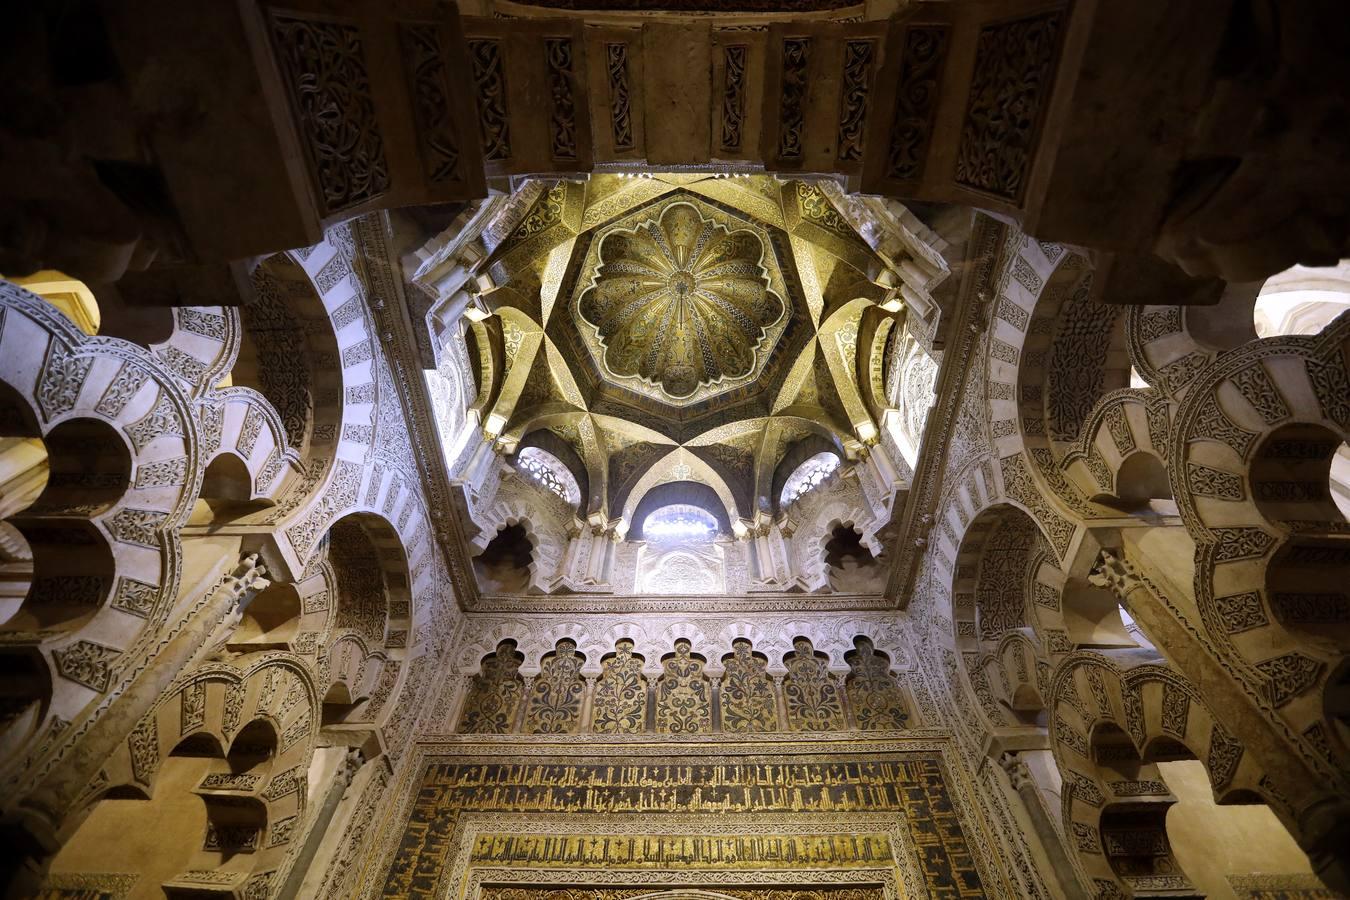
[473,523,535,594]
[1102,451,1175,515]
[188,453,274,527]
[228,582,301,651]
[823,522,880,592]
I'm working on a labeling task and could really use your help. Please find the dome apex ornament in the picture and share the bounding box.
[576,200,787,404]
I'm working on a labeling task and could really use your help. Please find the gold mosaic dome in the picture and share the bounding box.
[577,201,786,401]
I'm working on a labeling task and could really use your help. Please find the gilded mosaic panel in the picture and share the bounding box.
[522,640,586,734]
[593,640,648,733]
[720,640,778,733]
[783,639,846,731]
[654,640,712,734]
[381,753,984,899]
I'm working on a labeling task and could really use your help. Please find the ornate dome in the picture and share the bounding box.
[577,201,786,402]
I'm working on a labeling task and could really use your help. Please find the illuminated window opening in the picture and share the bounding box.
[515,447,581,506]
[643,504,718,543]
[780,452,841,507]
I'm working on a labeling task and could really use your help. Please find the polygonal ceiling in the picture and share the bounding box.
[461,173,908,527]
[575,198,788,405]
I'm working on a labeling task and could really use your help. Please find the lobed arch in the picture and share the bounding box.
[785,474,877,593]
[943,502,1153,729]
[237,252,341,462]
[451,622,909,680]
[1126,282,1264,399]
[128,301,237,399]
[321,632,395,725]
[1167,316,1350,773]
[949,505,1049,652]
[1059,389,1172,511]
[193,387,303,520]
[0,282,200,778]
[1046,654,1312,899]
[46,653,318,897]
[225,231,385,548]
[984,239,1175,529]
[471,482,567,593]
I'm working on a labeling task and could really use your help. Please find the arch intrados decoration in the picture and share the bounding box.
[623,451,739,534]
[948,504,1044,647]
[323,512,414,645]
[860,310,899,419]
[0,282,209,776]
[234,237,371,515]
[464,317,502,414]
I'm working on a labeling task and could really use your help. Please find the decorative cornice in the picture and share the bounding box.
[884,213,1007,606]
[351,212,482,610]
[467,591,892,613]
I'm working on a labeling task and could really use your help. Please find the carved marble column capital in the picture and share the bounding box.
[1088,549,1143,603]
[998,751,1034,793]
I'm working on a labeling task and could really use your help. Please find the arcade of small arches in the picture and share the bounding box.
[452,633,912,736]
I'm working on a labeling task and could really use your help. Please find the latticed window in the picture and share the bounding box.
[643,504,718,542]
[515,447,580,505]
[780,452,840,507]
